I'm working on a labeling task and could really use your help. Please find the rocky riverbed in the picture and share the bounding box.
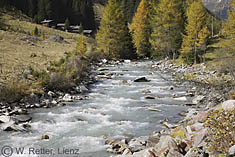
[0,59,234,157]
[106,60,235,157]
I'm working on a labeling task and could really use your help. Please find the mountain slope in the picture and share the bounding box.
[202,0,231,19]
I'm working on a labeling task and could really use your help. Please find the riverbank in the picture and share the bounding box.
[0,58,104,132]
[0,59,234,156]
[106,59,235,157]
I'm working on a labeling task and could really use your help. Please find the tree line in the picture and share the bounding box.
[0,0,96,30]
[96,0,234,64]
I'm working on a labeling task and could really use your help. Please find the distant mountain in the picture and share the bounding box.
[202,0,231,19]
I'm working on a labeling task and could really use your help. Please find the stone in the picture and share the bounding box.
[106,139,128,154]
[154,135,172,151]
[145,96,155,100]
[192,95,205,104]
[186,126,192,134]
[22,123,31,129]
[142,89,151,94]
[102,59,107,63]
[51,100,58,105]
[169,86,174,90]
[13,115,32,123]
[134,77,150,82]
[132,148,157,157]
[184,148,200,157]
[167,148,184,157]
[0,120,15,131]
[174,97,188,101]
[35,103,42,108]
[48,91,56,97]
[62,94,73,102]
[80,85,89,93]
[124,60,131,63]
[193,128,207,147]
[40,135,50,140]
[222,100,235,111]
[162,122,178,129]
[120,80,130,86]
[186,93,194,97]
[229,145,235,156]
[148,108,161,112]
[0,116,11,123]
[122,148,132,155]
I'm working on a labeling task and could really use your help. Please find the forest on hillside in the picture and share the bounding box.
[0,0,142,30]
[96,0,234,69]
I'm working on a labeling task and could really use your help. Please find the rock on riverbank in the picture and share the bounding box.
[105,60,235,156]
[106,100,235,157]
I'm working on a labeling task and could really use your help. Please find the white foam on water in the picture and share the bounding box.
[67,136,107,153]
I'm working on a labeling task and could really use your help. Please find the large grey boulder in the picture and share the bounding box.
[0,116,11,123]
[229,145,235,156]
[222,100,235,111]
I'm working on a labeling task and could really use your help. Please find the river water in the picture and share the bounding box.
[0,61,194,157]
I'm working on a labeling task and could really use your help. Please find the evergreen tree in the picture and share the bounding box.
[33,26,39,36]
[78,23,84,34]
[222,0,235,52]
[65,18,70,31]
[150,0,184,59]
[96,0,135,59]
[130,0,151,57]
[76,34,87,56]
[28,0,37,18]
[180,1,208,64]
[37,0,46,22]
[198,26,210,62]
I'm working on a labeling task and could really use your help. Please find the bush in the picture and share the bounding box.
[33,26,39,37]
[45,73,75,92]
[230,91,235,100]
[205,109,235,153]
[0,81,27,103]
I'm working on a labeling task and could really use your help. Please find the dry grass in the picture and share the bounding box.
[0,9,79,84]
[0,30,77,83]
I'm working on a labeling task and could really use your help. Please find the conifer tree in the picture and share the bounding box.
[130,0,151,57]
[222,0,235,52]
[180,1,208,64]
[150,0,184,59]
[37,0,46,22]
[28,0,37,18]
[198,26,210,62]
[65,18,70,31]
[96,0,135,59]
[76,34,87,56]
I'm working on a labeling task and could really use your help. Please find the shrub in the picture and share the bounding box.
[229,91,235,100]
[205,109,235,153]
[33,26,39,36]
[0,81,27,103]
[45,73,75,92]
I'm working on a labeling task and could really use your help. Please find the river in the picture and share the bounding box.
[0,61,194,157]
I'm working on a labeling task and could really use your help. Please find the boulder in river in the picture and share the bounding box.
[40,135,50,140]
[173,97,188,101]
[0,116,11,123]
[12,115,32,123]
[134,77,150,82]
[0,120,16,131]
[145,96,155,100]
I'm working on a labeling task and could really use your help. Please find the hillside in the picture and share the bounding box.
[202,0,231,19]
[0,9,79,84]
